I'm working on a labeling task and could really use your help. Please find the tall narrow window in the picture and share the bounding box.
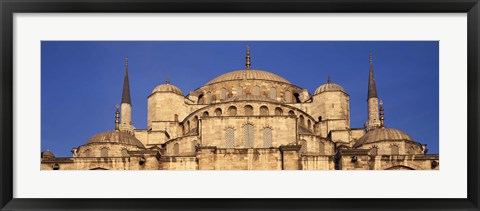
[318,141,325,155]
[173,143,180,155]
[237,86,243,96]
[192,140,197,152]
[299,115,305,127]
[307,120,312,130]
[215,108,222,116]
[186,121,191,133]
[275,107,283,115]
[121,148,129,157]
[226,128,235,148]
[228,106,237,116]
[198,94,204,104]
[370,147,378,156]
[253,86,260,96]
[285,91,291,102]
[299,140,307,154]
[100,148,108,157]
[220,88,226,100]
[194,116,199,129]
[263,128,272,147]
[260,106,269,116]
[270,87,277,100]
[244,124,254,148]
[244,105,253,116]
[391,145,399,155]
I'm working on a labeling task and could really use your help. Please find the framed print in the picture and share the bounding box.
[1,0,479,210]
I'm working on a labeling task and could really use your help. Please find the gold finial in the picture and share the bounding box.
[379,100,385,128]
[125,56,129,68]
[246,46,251,70]
[115,104,120,130]
[166,76,170,84]
[327,75,332,84]
[369,52,373,63]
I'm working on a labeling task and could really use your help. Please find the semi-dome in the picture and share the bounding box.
[152,82,183,95]
[205,70,291,85]
[354,128,413,148]
[314,77,346,95]
[86,130,145,149]
[41,150,55,158]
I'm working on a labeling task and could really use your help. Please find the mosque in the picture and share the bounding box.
[41,47,439,170]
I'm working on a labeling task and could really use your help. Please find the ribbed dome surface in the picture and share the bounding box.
[314,83,346,95]
[224,94,277,103]
[152,83,183,95]
[354,128,413,148]
[86,130,145,149]
[206,70,291,85]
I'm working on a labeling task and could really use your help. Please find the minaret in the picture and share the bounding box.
[115,104,120,131]
[379,100,385,128]
[120,57,134,134]
[246,46,251,70]
[366,53,381,131]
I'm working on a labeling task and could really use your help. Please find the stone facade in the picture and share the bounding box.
[41,49,439,170]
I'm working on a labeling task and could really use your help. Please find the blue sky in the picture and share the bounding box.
[41,41,439,157]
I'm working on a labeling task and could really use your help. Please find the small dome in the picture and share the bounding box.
[152,83,183,95]
[206,69,291,85]
[314,83,345,95]
[354,128,413,148]
[41,150,55,158]
[86,130,145,149]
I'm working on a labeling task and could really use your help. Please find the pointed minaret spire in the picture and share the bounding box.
[115,104,120,131]
[121,57,131,105]
[245,46,251,70]
[327,75,332,84]
[379,100,385,128]
[366,53,381,131]
[368,53,378,99]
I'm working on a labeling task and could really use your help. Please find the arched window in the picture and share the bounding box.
[319,141,325,155]
[121,148,129,157]
[173,143,180,155]
[203,111,209,117]
[263,128,272,147]
[220,88,227,100]
[299,115,305,127]
[270,87,277,100]
[253,85,260,96]
[370,146,379,156]
[206,92,212,104]
[391,145,399,155]
[307,120,312,130]
[228,106,237,116]
[194,116,199,128]
[288,110,295,116]
[294,93,301,103]
[285,91,291,102]
[244,105,253,116]
[299,140,307,154]
[84,149,91,157]
[260,106,269,116]
[243,124,254,148]
[186,121,191,133]
[198,94,204,104]
[275,107,283,115]
[215,108,222,116]
[100,148,108,157]
[237,86,243,96]
[225,128,235,148]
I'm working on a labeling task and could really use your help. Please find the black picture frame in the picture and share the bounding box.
[1,0,479,210]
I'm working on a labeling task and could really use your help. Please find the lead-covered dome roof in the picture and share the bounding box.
[86,130,145,149]
[152,82,183,95]
[354,128,413,148]
[206,70,291,85]
[314,77,346,95]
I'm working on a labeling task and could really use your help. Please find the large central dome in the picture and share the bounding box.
[205,69,291,85]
